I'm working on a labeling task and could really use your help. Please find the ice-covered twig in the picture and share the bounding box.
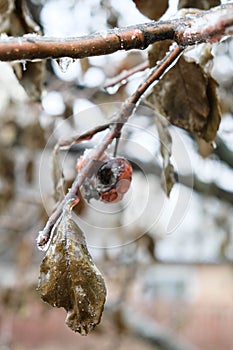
[36,43,183,249]
[57,123,112,149]
[0,4,232,62]
[104,62,149,89]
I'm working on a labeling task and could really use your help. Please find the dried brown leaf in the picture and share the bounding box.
[198,138,213,158]
[80,58,90,75]
[162,163,176,196]
[152,55,221,141]
[148,40,172,68]
[154,109,175,196]
[132,0,168,20]
[139,233,157,262]
[0,148,14,212]
[10,0,41,36]
[13,61,45,101]
[0,0,45,100]
[146,94,176,196]
[203,77,221,142]
[0,0,14,32]
[178,0,220,10]
[51,146,65,203]
[0,0,13,14]
[19,122,46,149]
[38,216,106,335]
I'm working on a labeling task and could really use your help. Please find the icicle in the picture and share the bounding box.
[211,141,217,149]
[104,83,122,95]
[56,57,74,73]
[22,60,27,71]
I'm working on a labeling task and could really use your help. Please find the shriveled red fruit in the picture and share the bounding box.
[96,157,132,203]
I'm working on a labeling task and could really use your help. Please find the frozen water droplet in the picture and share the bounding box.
[211,141,217,149]
[22,60,27,71]
[104,83,121,95]
[114,27,124,49]
[56,57,73,73]
[34,25,40,32]
[99,30,108,39]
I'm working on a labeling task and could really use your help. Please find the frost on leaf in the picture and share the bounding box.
[152,55,221,142]
[38,216,106,335]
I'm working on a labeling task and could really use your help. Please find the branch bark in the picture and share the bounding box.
[0,4,232,61]
[36,44,182,248]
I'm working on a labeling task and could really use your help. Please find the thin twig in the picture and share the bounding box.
[124,44,182,111]
[37,43,183,249]
[104,62,149,89]
[0,4,232,61]
[57,123,112,149]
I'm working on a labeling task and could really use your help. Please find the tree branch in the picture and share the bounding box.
[36,44,183,249]
[104,61,149,89]
[0,4,232,61]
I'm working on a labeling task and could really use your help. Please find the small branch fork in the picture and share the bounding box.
[36,44,183,249]
[104,62,149,89]
[0,4,232,61]
[33,4,232,248]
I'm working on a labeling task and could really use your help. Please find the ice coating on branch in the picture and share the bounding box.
[23,33,40,39]
[0,33,9,41]
[180,8,232,42]
[99,30,108,39]
[104,83,122,95]
[114,27,124,49]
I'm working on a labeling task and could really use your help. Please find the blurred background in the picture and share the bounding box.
[0,1,233,349]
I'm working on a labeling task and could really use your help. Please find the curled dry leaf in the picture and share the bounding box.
[132,0,168,20]
[148,40,172,67]
[146,94,175,196]
[13,60,45,102]
[152,55,221,142]
[51,146,65,203]
[178,0,220,10]
[0,0,45,100]
[155,111,175,196]
[0,0,14,32]
[38,216,106,335]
